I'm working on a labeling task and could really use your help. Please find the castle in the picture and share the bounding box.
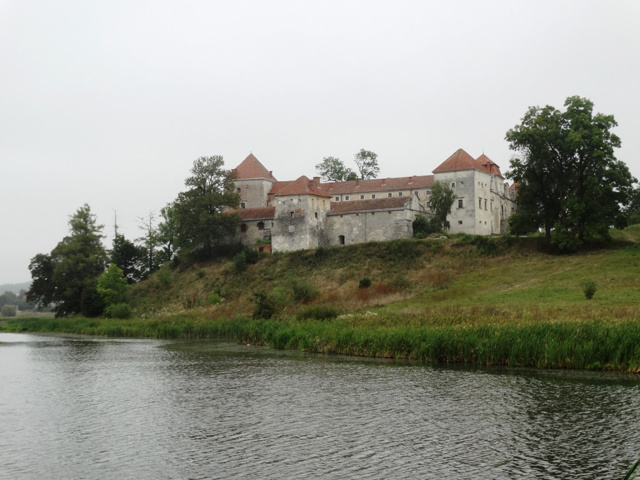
[231,149,516,253]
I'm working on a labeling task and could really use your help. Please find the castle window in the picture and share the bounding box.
[398,192,403,197]
[315,212,318,219]
[451,182,456,188]
[335,196,340,201]
[371,194,376,199]
[339,235,345,245]
[458,199,464,209]
[240,224,247,233]
[388,193,393,198]
[458,220,463,225]
[360,195,364,200]
[237,188,241,193]
[290,211,294,218]
[240,202,246,209]
[345,195,350,200]
[479,197,482,208]
[426,190,431,196]
[257,221,265,230]
[484,199,487,210]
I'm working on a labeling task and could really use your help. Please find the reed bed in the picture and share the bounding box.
[4,314,640,372]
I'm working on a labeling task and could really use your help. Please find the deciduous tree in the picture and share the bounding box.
[429,181,457,231]
[315,156,358,182]
[353,149,380,179]
[27,204,107,316]
[506,96,636,250]
[174,155,241,260]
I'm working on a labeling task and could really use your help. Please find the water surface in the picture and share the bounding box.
[1,333,639,479]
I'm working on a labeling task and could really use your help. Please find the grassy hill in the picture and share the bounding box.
[5,227,640,371]
[128,226,640,327]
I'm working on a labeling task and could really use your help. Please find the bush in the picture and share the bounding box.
[581,279,597,300]
[297,305,340,321]
[207,292,223,305]
[253,291,276,319]
[1,304,17,317]
[292,281,319,304]
[107,303,133,319]
[359,277,372,289]
[233,248,260,274]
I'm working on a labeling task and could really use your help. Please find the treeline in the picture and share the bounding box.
[27,156,243,318]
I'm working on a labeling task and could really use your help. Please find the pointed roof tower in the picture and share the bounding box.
[233,153,277,181]
[432,148,478,173]
[275,176,332,198]
[476,154,503,178]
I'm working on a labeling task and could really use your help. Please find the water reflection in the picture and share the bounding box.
[0,333,639,479]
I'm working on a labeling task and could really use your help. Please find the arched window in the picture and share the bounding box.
[257,221,265,230]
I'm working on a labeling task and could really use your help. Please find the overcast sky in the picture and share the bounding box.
[2,0,639,285]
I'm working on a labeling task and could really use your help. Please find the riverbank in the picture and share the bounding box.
[3,312,640,372]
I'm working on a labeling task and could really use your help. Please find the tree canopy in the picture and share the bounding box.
[315,156,358,182]
[354,149,380,179]
[27,204,108,316]
[174,155,241,260]
[506,96,636,250]
[429,181,457,231]
[315,149,380,181]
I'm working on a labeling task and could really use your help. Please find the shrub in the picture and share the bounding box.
[581,279,597,300]
[297,305,340,321]
[108,303,132,319]
[233,248,260,273]
[156,268,173,289]
[359,277,372,289]
[1,304,17,317]
[207,292,223,305]
[253,291,276,319]
[292,281,319,304]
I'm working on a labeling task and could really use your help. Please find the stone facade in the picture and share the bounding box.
[231,150,516,253]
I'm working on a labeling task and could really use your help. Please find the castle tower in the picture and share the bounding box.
[232,153,277,209]
[271,176,332,252]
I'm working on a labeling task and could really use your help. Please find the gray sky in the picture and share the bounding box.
[2,0,639,285]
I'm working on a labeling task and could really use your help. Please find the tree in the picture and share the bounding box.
[354,149,380,179]
[111,234,145,284]
[506,96,636,250]
[429,181,457,231]
[137,211,158,278]
[97,264,128,316]
[27,204,107,317]
[315,156,358,182]
[174,155,242,260]
[155,203,177,265]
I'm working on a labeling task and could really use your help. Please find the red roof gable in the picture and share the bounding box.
[329,197,411,215]
[230,207,275,220]
[320,175,433,195]
[233,153,277,181]
[476,154,503,178]
[275,176,332,198]
[432,148,478,173]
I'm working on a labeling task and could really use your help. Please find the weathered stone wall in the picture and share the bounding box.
[237,218,274,247]
[236,178,274,208]
[271,195,330,252]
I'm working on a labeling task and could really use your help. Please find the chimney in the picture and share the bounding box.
[355,180,360,188]
[409,176,413,185]
[382,179,386,186]
[313,176,320,186]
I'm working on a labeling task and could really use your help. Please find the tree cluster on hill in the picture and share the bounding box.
[27,155,240,317]
[506,96,636,251]
[316,149,380,181]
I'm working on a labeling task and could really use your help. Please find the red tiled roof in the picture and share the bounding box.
[475,154,503,178]
[432,148,479,173]
[329,197,411,215]
[275,176,332,198]
[268,180,293,196]
[320,175,433,195]
[233,153,277,181]
[230,207,275,220]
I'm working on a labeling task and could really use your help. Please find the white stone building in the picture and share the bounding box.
[231,149,515,252]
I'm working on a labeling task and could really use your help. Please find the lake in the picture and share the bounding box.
[1,333,639,479]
